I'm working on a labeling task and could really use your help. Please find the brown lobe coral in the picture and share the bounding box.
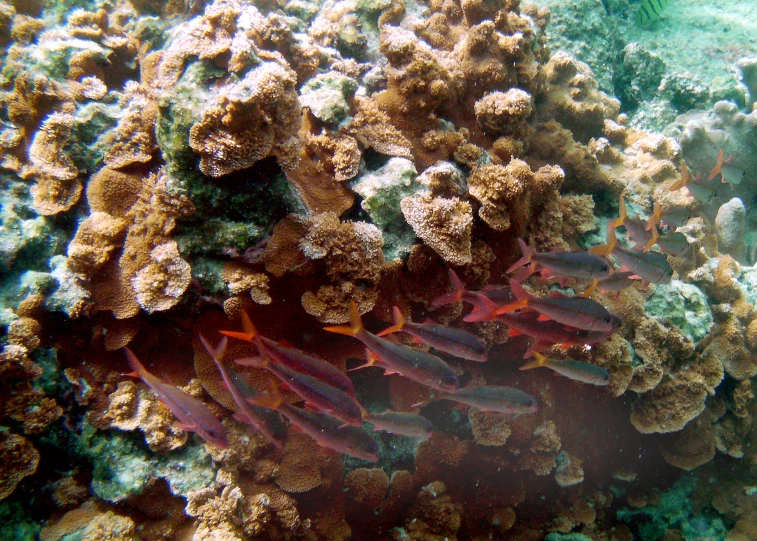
[400,193,473,266]
[189,62,301,178]
[0,432,40,500]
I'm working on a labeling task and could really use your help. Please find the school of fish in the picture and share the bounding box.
[122,152,725,461]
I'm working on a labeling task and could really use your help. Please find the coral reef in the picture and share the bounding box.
[1,0,756,539]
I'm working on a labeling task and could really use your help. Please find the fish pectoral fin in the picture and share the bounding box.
[508,329,523,337]
[383,369,401,376]
[174,422,197,432]
[536,314,551,322]
[304,402,322,412]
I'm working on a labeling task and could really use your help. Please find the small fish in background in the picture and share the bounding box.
[590,223,673,286]
[671,161,731,204]
[442,386,538,415]
[249,384,379,462]
[520,352,610,386]
[365,411,434,439]
[431,269,514,309]
[709,149,746,186]
[199,335,287,448]
[221,312,356,397]
[496,280,622,333]
[235,354,364,427]
[123,348,228,448]
[324,301,460,393]
[646,202,692,230]
[635,0,671,26]
[378,306,488,362]
[593,271,641,293]
[508,238,613,283]
[644,225,691,257]
[614,196,653,249]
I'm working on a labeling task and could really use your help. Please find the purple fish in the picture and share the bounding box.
[124,348,227,448]
[199,335,286,448]
[378,306,488,362]
[325,302,459,393]
[443,386,538,414]
[365,411,434,438]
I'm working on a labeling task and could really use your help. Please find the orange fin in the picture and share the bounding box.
[324,301,363,337]
[219,330,254,342]
[536,314,551,322]
[709,149,724,180]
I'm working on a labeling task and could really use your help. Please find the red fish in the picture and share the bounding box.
[465,294,615,356]
[442,386,538,414]
[199,335,286,448]
[221,312,356,397]
[496,281,621,333]
[236,354,364,427]
[324,301,459,393]
[378,306,488,362]
[123,348,227,448]
[508,238,612,283]
[365,411,434,438]
[249,384,379,462]
[590,224,672,286]
[431,269,513,309]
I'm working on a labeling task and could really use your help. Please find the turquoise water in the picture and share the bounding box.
[1,0,757,539]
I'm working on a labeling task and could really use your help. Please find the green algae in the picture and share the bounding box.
[645,279,713,344]
[81,425,217,502]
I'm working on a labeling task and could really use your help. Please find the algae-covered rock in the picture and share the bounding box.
[351,157,420,261]
[645,280,713,343]
[300,71,358,127]
[83,427,217,502]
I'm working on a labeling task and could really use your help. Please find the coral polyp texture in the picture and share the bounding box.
[1,0,757,539]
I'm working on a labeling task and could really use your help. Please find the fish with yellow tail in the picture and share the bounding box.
[199,335,287,448]
[646,201,692,230]
[123,348,228,448]
[365,411,434,439]
[496,280,622,333]
[670,162,729,204]
[590,222,672,286]
[520,351,610,386]
[508,238,613,284]
[221,312,356,397]
[377,306,488,362]
[324,301,459,393]
[441,386,538,415]
[431,269,514,309]
[248,383,379,462]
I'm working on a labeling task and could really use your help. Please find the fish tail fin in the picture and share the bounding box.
[377,306,406,337]
[199,334,228,364]
[671,163,690,191]
[506,238,534,273]
[248,380,284,410]
[324,300,364,337]
[709,149,724,180]
[123,348,146,377]
[643,223,659,252]
[432,270,466,306]
[589,221,617,256]
[508,280,531,301]
[240,311,258,339]
[463,293,500,322]
[612,195,627,229]
[582,279,599,297]
[645,202,662,231]
[520,352,549,370]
